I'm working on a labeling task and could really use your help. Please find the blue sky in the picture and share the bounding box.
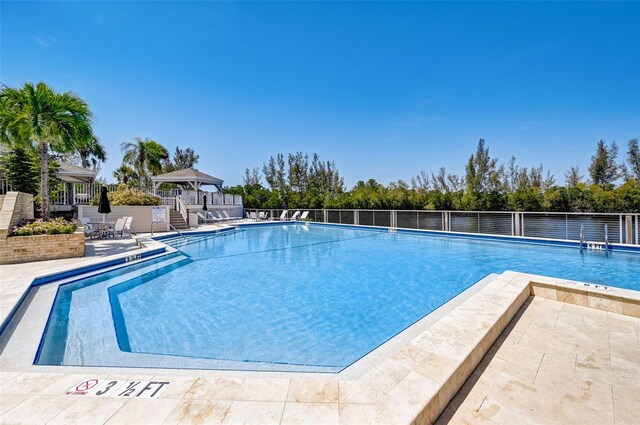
[2,1,639,187]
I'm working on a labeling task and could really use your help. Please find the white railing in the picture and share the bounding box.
[245,208,640,245]
[49,182,121,205]
[0,179,243,208]
[181,190,243,206]
[175,195,189,223]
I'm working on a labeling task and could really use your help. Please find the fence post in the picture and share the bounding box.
[354,210,359,225]
[323,209,328,223]
[513,212,522,236]
[625,215,633,244]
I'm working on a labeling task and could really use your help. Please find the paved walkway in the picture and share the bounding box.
[437,296,640,425]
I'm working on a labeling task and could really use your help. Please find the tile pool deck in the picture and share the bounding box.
[1,229,639,424]
[437,297,640,425]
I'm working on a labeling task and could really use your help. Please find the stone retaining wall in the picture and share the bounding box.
[0,191,85,264]
[0,230,85,264]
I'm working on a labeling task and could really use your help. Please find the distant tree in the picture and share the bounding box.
[463,139,505,209]
[410,170,431,192]
[431,167,450,192]
[589,140,619,185]
[121,137,169,189]
[262,153,289,207]
[172,147,199,170]
[0,82,94,218]
[626,138,640,180]
[565,166,583,187]
[113,164,138,186]
[243,167,262,186]
[1,147,39,194]
[288,152,309,193]
[78,137,107,170]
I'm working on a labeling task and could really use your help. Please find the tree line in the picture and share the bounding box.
[2,82,638,217]
[225,139,640,212]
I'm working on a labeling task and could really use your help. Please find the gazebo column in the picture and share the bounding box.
[188,180,201,204]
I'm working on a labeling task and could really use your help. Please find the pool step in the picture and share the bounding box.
[45,254,190,289]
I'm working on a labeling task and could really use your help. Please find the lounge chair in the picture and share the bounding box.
[300,211,309,221]
[106,218,127,238]
[213,211,232,222]
[258,211,270,221]
[198,212,215,224]
[250,212,258,221]
[206,211,224,223]
[289,211,301,221]
[245,212,252,220]
[222,211,242,221]
[123,217,136,236]
[277,210,288,221]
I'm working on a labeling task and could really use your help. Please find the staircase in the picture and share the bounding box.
[169,210,189,230]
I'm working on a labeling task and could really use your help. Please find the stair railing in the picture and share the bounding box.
[175,195,189,224]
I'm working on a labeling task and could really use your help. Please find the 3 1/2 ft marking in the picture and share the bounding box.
[66,379,169,399]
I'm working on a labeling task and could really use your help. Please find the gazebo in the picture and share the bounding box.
[56,162,97,184]
[151,168,224,205]
[151,168,224,192]
[55,162,97,205]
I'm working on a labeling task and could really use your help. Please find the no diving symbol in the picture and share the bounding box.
[76,379,98,392]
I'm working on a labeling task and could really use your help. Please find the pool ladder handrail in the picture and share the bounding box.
[579,224,585,252]
[169,224,185,238]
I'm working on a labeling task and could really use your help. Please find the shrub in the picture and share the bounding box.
[11,217,77,236]
[90,185,161,206]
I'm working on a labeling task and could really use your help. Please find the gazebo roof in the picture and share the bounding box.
[151,168,224,191]
[56,162,97,184]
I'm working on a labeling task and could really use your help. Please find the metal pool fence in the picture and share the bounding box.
[245,209,640,245]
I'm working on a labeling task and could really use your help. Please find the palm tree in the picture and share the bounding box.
[0,82,94,218]
[78,136,107,170]
[113,164,138,186]
[120,137,169,189]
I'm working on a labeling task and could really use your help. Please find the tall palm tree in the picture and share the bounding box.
[78,136,107,170]
[0,82,94,218]
[120,137,169,189]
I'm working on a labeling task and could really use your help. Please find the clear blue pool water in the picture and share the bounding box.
[36,223,640,371]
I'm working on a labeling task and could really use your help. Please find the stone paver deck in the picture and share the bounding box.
[438,296,640,425]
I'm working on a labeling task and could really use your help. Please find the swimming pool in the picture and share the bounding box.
[35,223,640,372]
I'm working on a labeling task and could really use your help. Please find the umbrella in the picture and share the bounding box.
[97,186,111,222]
[202,194,208,211]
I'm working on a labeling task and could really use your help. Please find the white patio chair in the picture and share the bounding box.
[206,211,224,223]
[198,212,215,224]
[222,211,242,221]
[79,217,99,239]
[289,211,301,221]
[300,211,310,221]
[123,216,136,236]
[277,210,288,221]
[107,218,127,238]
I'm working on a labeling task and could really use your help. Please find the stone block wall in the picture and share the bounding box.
[0,230,85,264]
[0,191,84,264]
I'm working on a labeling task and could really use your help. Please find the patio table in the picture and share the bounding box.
[87,221,116,239]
